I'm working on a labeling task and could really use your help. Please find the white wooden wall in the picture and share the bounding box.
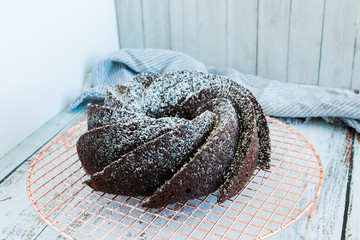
[115,0,360,90]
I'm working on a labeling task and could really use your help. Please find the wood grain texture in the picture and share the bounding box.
[114,0,360,89]
[169,0,184,52]
[345,133,360,240]
[319,0,359,88]
[287,0,324,85]
[35,228,64,240]
[270,118,353,240]
[0,114,87,240]
[0,106,86,182]
[169,0,199,59]
[182,0,200,60]
[0,160,47,240]
[115,0,144,49]
[227,0,257,74]
[142,0,171,49]
[257,0,290,81]
[198,0,227,67]
[351,7,360,90]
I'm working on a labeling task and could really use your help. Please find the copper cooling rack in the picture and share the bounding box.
[27,117,323,240]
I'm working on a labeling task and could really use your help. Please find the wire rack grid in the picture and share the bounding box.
[27,117,323,240]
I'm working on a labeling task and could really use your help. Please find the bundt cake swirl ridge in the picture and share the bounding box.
[76,70,271,208]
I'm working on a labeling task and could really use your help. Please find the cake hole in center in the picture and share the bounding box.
[185,188,191,194]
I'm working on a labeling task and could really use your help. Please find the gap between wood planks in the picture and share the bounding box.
[0,104,88,240]
[341,129,356,240]
[0,104,87,185]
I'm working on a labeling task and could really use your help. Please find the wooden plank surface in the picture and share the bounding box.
[345,133,360,240]
[287,0,324,85]
[198,0,227,67]
[115,0,144,49]
[169,0,184,52]
[227,0,257,74]
[169,0,200,59]
[0,113,87,240]
[257,0,290,81]
[35,228,64,240]
[318,0,359,88]
[0,159,47,240]
[270,118,353,239]
[114,0,360,90]
[351,8,360,90]
[0,105,86,182]
[142,0,171,49]
[182,0,200,60]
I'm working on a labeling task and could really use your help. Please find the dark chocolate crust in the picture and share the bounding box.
[85,111,215,196]
[76,70,271,208]
[77,117,186,175]
[143,99,240,208]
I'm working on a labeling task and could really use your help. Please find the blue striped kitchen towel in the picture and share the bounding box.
[70,48,360,133]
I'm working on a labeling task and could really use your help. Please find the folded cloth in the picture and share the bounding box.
[70,48,360,133]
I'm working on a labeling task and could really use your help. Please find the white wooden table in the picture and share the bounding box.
[0,104,359,240]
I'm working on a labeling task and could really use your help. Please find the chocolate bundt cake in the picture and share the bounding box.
[76,70,271,208]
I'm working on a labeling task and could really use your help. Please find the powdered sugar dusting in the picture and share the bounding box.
[85,111,215,197]
[77,69,271,208]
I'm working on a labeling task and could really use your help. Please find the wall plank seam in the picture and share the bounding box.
[225,0,228,67]
[255,0,260,75]
[286,0,293,82]
[114,0,121,49]
[116,0,360,89]
[350,2,360,89]
[140,0,146,47]
[317,0,327,86]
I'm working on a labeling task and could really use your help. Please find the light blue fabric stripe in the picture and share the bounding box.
[70,49,360,133]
